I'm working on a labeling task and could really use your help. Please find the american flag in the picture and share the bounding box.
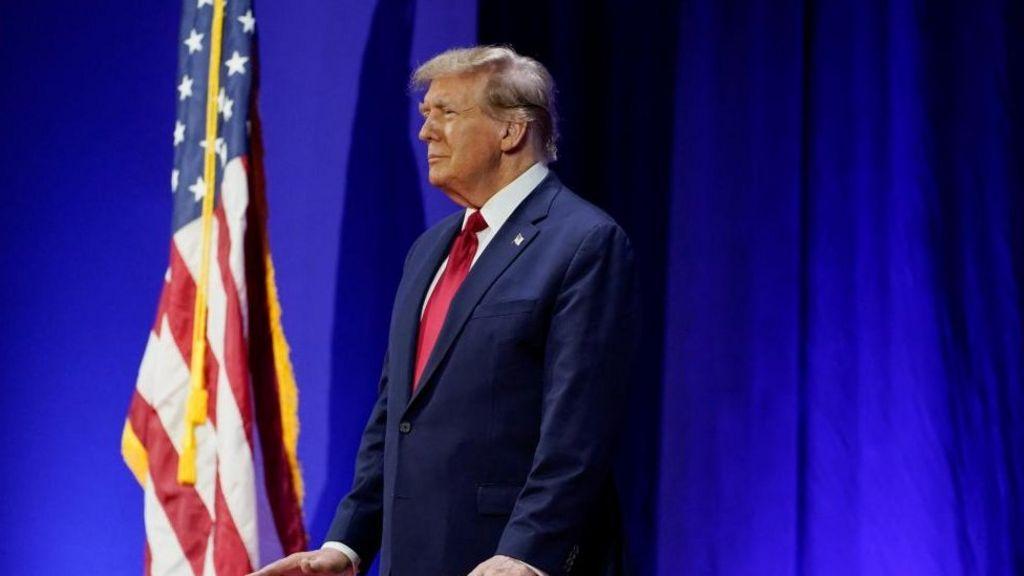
[122,0,307,573]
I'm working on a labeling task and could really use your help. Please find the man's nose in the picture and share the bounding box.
[418,116,437,142]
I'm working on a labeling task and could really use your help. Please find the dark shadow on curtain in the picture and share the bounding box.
[662,1,805,573]
[478,3,681,574]
[313,1,424,570]
[920,1,1024,573]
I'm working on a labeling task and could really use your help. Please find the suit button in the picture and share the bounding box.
[399,421,412,434]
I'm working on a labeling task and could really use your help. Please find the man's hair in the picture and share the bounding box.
[411,45,559,162]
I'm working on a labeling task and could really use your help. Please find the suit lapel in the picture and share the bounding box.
[390,214,462,408]
[405,175,560,411]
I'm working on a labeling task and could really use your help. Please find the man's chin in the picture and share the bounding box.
[426,171,472,207]
[427,170,449,188]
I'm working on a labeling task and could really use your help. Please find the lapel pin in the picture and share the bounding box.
[514,233,524,246]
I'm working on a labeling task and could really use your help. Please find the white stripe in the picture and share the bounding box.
[217,372,260,567]
[202,533,215,576]
[174,218,204,283]
[205,220,229,392]
[221,157,250,337]
[193,419,218,519]
[136,319,190,456]
[144,471,193,576]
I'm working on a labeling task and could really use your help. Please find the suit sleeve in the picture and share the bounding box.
[495,222,640,574]
[323,350,389,567]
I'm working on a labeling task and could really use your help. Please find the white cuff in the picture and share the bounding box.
[321,541,360,572]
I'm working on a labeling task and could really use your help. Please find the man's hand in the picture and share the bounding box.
[467,555,537,576]
[247,548,353,576]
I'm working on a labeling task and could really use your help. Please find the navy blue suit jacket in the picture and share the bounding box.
[326,173,639,576]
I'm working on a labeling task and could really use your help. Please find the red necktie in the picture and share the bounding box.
[413,211,489,391]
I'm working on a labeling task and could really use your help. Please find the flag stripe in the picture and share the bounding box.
[144,470,193,576]
[135,318,190,457]
[156,237,198,365]
[131,391,211,575]
[214,199,254,441]
[214,476,256,574]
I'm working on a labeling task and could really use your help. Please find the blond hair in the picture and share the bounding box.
[412,45,559,162]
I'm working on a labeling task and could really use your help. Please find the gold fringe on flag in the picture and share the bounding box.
[263,248,305,503]
[122,421,150,487]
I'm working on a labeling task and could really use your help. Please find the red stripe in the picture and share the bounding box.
[144,541,152,576]
[214,203,254,444]
[128,391,211,576]
[206,345,221,427]
[155,243,196,359]
[214,476,254,574]
[151,251,172,337]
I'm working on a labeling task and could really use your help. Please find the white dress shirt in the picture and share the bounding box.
[324,162,550,576]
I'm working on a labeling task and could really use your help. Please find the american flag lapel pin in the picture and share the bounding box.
[514,233,525,246]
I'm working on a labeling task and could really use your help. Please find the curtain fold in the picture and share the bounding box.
[661,0,1023,573]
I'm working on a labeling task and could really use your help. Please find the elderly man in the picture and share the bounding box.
[252,45,638,576]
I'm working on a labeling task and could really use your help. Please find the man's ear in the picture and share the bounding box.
[499,121,529,153]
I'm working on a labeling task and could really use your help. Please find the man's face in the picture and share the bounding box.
[418,72,504,207]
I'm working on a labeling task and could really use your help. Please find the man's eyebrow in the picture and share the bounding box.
[421,97,453,110]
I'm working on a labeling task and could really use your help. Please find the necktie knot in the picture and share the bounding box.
[463,211,488,236]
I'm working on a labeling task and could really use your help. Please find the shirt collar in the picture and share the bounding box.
[463,162,549,234]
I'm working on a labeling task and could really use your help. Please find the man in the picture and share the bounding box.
[252,45,638,576]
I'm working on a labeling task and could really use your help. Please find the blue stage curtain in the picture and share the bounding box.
[482,0,1022,574]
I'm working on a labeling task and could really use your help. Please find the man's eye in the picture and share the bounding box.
[443,109,457,117]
